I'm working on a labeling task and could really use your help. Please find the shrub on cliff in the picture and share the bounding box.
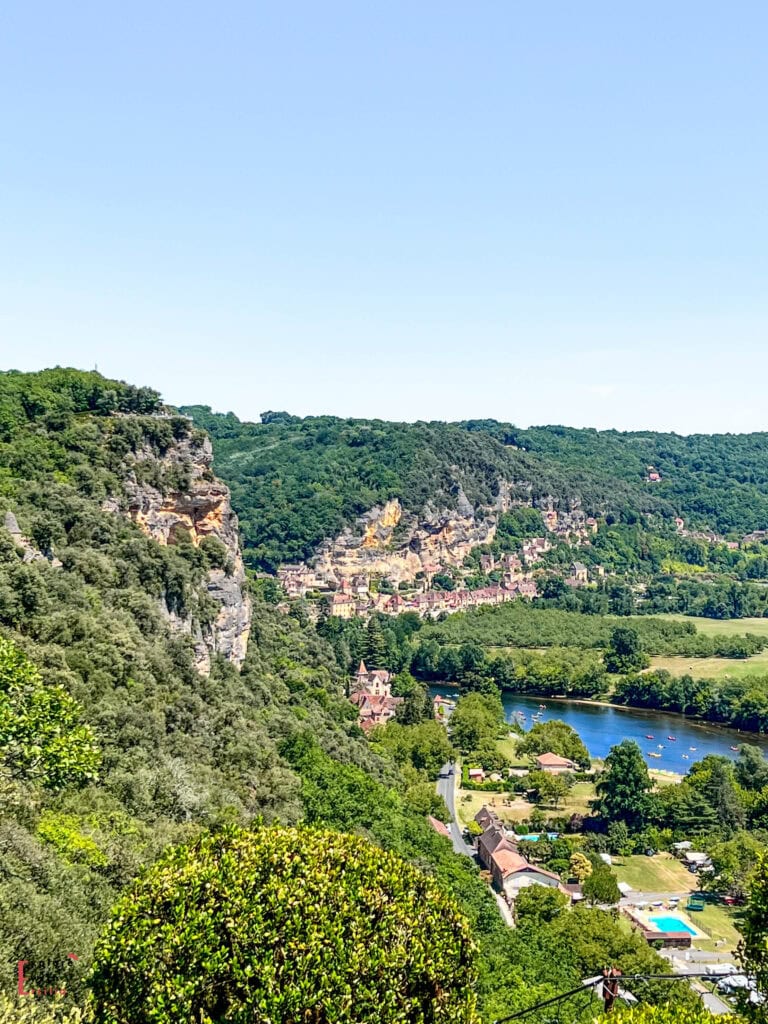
[89,825,478,1024]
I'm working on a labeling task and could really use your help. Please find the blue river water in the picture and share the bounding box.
[430,686,768,771]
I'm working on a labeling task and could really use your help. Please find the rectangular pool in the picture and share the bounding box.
[649,914,696,936]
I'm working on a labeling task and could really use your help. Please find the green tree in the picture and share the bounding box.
[514,886,569,927]
[736,744,768,792]
[737,850,768,1019]
[372,721,455,777]
[517,720,590,769]
[582,864,621,906]
[607,820,632,856]
[404,782,451,821]
[449,692,504,752]
[688,756,746,834]
[658,781,719,835]
[703,832,765,899]
[607,1006,737,1023]
[527,770,568,808]
[604,626,650,674]
[596,740,655,831]
[392,672,433,725]
[363,618,387,669]
[90,825,479,1024]
[0,637,99,789]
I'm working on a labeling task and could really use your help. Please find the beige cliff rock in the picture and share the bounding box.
[106,432,251,675]
[312,496,499,586]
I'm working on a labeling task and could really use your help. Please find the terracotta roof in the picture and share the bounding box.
[428,816,451,837]
[536,752,576,767]
[479,831,517,861]
[357,660,368,674]
[491,849,529,876]
[492,849,561,882]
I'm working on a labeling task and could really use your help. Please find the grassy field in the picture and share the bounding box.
[649,614,768,638]
[455,778,597,826]
[497,735,528,768]
[648,651,768,679]
[612,853,695,893]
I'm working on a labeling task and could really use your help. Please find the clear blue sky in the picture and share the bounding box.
[2,2,767,432]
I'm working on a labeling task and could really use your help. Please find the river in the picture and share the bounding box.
[430,686,768,772]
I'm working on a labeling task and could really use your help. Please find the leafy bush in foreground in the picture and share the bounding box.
[89,825,478,1024]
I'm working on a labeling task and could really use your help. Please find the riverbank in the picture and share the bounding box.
[430,684,768,770]
[431,680,765,740]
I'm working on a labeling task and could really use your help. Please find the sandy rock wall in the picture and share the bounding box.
[111,433,251,675]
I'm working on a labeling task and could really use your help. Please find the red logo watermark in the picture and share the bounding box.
[17,955,78,997]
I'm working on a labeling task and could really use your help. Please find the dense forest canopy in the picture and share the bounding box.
[183,407,768,570]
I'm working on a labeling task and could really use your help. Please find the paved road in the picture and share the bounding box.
[692,983,734,1016]
[436,763,475,858]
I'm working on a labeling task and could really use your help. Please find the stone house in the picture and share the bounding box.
[353,660,393,696]
[474,805,501,831]
[535,752,576,774]
[477,824,518,871]
[329,592,358,619]
[490,849,562,902]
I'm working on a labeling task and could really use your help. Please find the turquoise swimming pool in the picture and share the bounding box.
[649,914,696,936]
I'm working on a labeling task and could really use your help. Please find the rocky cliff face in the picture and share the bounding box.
[106,431,251,675]
[312,493,499,586]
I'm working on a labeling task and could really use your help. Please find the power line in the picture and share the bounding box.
[493,971,725,1022]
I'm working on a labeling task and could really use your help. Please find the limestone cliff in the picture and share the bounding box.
[312,493,499,586]
[105,431,251,675]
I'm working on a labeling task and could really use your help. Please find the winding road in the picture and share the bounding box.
[437,763,475,858]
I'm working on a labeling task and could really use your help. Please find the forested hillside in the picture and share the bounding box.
[183,407,768,571]
[467,420,768,535]
[181,407,671,569]
[1,369,690,1021]
[0,370,389,1000]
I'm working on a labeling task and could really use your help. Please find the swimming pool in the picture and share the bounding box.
[649,914,696,936]
[517,832,559,841]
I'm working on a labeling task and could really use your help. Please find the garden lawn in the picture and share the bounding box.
[612,853,695,893]
[455,788,532,828]
[455,779,596,826]
[689,903,742,953]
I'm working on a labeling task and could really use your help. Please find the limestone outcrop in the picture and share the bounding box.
[107,432,251,675]
[312,496,499,586]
